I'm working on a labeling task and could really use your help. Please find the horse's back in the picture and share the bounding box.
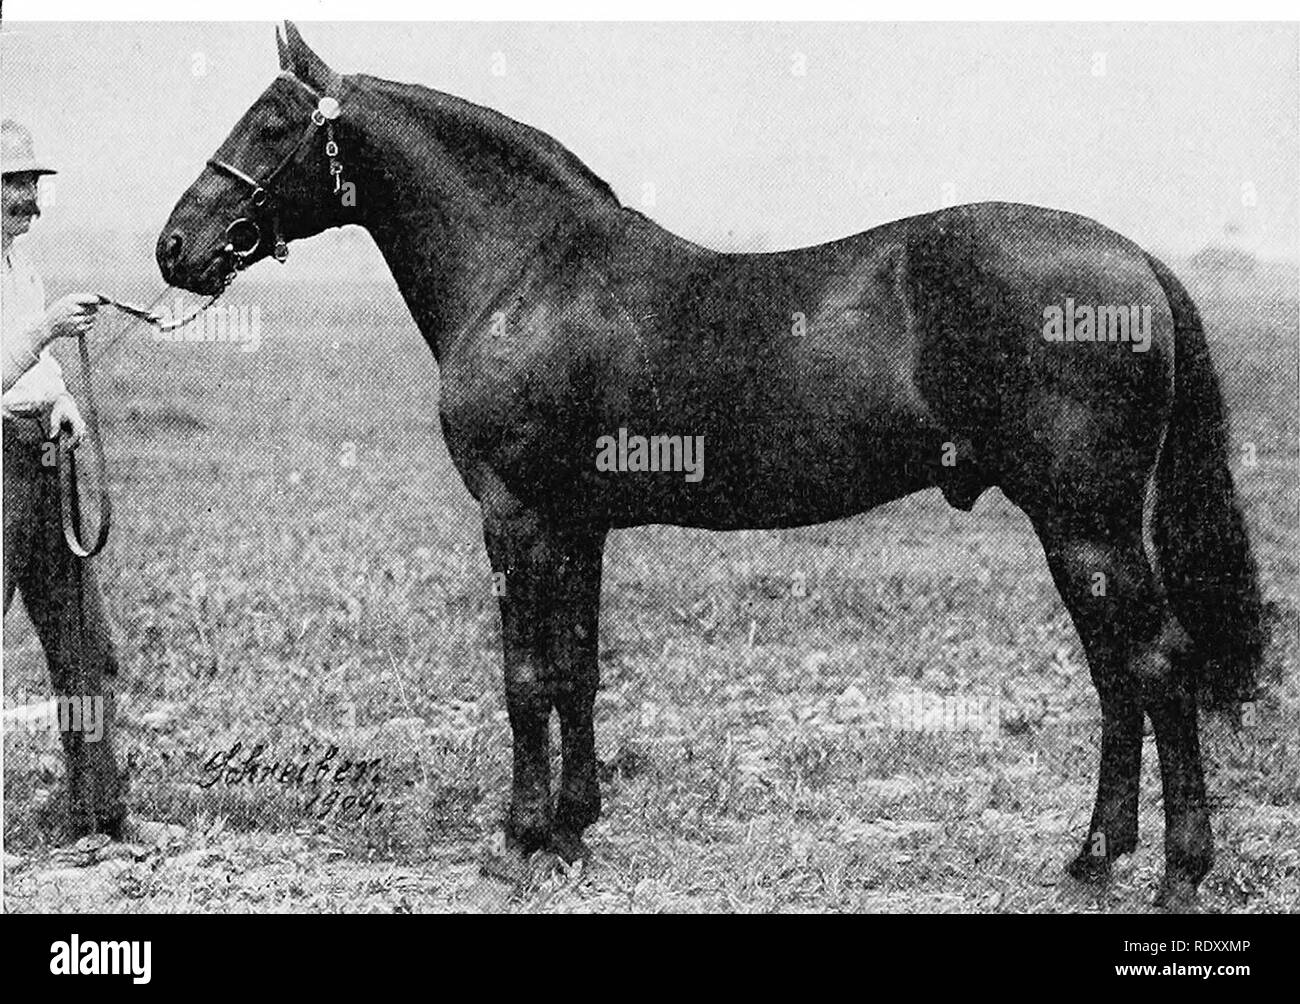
[605,202,1174,524]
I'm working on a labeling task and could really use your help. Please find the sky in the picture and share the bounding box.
[1,20,1296,285]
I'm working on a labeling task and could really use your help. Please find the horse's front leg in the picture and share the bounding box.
[549,529,607,863]
[481,506,556,870]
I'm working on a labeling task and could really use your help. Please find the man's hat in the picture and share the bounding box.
[1,119,57,177]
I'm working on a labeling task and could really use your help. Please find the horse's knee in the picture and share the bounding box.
[504,671,553,718]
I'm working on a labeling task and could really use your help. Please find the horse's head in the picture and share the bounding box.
[158,23,348,294]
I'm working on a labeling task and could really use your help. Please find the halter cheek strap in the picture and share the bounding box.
[206,71,346,268]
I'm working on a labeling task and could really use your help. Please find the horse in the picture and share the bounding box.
[157,23,1265,909]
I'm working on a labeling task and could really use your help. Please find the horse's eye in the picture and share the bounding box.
[259,108,293,141]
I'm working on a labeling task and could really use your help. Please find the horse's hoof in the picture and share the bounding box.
[1153,875,1202,913]
[549,829,592,866]
[119,817,184,846]
[478,834,534,887]
[1065,851,1111,885]
[529,849,568,877]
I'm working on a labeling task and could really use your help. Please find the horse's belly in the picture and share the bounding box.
[588,300,945,527]
[599,387,941,529]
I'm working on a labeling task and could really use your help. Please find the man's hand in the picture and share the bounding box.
[48,393,87,449]
[44,293,104,344]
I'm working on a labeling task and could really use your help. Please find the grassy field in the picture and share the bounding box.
[4,265,1297,913]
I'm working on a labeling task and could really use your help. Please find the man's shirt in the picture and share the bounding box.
[2,238,67,419]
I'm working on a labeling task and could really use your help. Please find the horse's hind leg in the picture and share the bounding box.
[1027,514,1208,907]
[1034,528,1149,875]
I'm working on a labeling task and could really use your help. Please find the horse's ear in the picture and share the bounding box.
[282,20,337,92]
[275,24,290,71]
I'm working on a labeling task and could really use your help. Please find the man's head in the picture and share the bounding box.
[2,120,56,244]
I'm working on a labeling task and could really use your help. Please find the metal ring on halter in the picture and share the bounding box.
[224,217,263,262]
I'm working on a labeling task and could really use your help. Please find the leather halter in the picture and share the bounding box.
[205,71,345,270]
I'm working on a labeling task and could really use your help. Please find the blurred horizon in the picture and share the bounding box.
[18,223,1300,304]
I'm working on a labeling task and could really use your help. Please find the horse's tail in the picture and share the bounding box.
[1147,253,1265,709]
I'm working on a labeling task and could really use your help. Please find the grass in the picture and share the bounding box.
[3,269,1297,913]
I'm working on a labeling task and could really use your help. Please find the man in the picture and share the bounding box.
[2,117,126,838]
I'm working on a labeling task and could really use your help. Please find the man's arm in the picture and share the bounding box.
[1,345,68,416]
[2,314,50,393]
[2,292,103,394]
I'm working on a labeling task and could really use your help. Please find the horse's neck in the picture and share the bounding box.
[351,80,623,362]
[370,205,600,362]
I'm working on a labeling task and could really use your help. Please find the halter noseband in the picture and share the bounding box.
[206,71,345,271]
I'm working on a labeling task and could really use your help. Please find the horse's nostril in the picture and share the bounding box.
[158,232,185,276]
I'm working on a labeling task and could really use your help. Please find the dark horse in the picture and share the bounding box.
[159,24,1264,908]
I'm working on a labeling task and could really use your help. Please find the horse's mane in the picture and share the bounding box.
[356,74,621,207]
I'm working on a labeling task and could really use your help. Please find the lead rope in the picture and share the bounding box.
[55,289,223,558]
[96,290,224,338]
[56,333,111,558]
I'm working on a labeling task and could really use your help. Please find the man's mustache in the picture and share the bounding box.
[6,202,39,216]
